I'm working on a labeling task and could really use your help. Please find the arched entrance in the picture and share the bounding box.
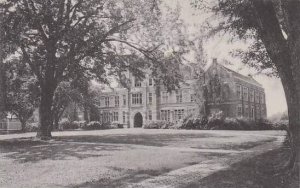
[134,112,143,128]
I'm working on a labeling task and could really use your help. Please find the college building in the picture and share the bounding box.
[96,59,267,128]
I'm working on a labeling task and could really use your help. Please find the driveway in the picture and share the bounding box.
[0,129,286,188]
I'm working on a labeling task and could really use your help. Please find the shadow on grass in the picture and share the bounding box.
[0,133,217,163]
[54,133,223,147]
[67,167,172,188]
[183,146,298,188]
[0,137,122,163]
[191,138,277,151]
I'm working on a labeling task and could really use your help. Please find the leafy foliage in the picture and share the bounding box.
[1,0,191,136]
[144,120,175,129]
[4,58,39,130]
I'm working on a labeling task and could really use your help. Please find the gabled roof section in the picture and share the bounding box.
[222,66,262,87]
[206,59,263,88]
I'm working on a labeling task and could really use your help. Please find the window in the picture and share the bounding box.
[237,104,242,117]
[174,109,184,120]
[162,92,168,103]
[191,94,196,102]
[161,110,170,121]
[244,104,249,117]
[123,95,126,106]
[109,112,113,122]
[243,87,248,101]
[256,105,260,118]
[260,93,265,104]
[115,96,119,107]
[105,97,110,107]
[149,78,153,86]
[148,93,153,105]
[103,112,110,123]
[250,90,254,102]
[132,93,142,105]
[113,112,118,121]
[236,85,242,100]
[100,114,103,123]
[251,105,255,119]
[123,111,126,123]
[261,106,265,116]
[134,78,141,87]
[176,90,182,103]
[161,110,166,121]
[100,97,105,107]
[148,110,152,120]
[255,92,260,103]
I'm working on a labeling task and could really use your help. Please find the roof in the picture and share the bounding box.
[206,61,263,88]
[222,66,262,87]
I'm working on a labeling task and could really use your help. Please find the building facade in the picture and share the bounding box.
[97,59,267,128]
[204,59,267,120]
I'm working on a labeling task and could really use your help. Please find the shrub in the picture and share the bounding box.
[256,119,273,130]
[271,120,288,130]
[83,121,102,130]
[144,121,174,129]
[59,120,80,130]
[180,116,208,130]
[75,121,87,129]
[81,121,120,130]
[223,118,241,130]
[111,122,124,129]
[25,122,39,132]
[235,118,255,130]
[176,110,285,131]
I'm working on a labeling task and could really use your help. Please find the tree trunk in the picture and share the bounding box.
[37,87,55,140]
[280,70,300,179]
[20,120,26,132]
[36,39,58,140]
[288,106,300,178]
[54,115,59,130]
[83,104,90,123]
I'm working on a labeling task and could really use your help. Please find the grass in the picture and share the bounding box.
[0,130,289,188]
[184,145,299,188]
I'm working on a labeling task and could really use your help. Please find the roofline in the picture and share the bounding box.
[206,60,263,88]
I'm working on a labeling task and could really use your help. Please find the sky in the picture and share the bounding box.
[164,0,287,117]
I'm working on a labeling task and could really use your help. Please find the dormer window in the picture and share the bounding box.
[135,78,141,87]
[149,78,153,86]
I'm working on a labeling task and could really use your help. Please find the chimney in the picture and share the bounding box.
[212,58,217,64]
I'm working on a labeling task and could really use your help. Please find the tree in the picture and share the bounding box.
[52,81,82,129]
[1,0,185,139]
[0,63,6,120]
[192,0,300,178]
[5,59,39,131]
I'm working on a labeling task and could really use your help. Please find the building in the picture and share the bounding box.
[97,59,267,128]
[204,59,267,120]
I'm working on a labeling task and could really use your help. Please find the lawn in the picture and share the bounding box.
[0,129,289,188]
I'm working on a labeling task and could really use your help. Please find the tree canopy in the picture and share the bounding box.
[0,0,193,138]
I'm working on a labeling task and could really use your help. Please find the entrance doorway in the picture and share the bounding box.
[134,112,143,128]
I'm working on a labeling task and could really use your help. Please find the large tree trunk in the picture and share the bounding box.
[280,64,300,179]
[284,84,300,177]
[251,1,300,178]
[36,39,58,139]
[37,86,56,140]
